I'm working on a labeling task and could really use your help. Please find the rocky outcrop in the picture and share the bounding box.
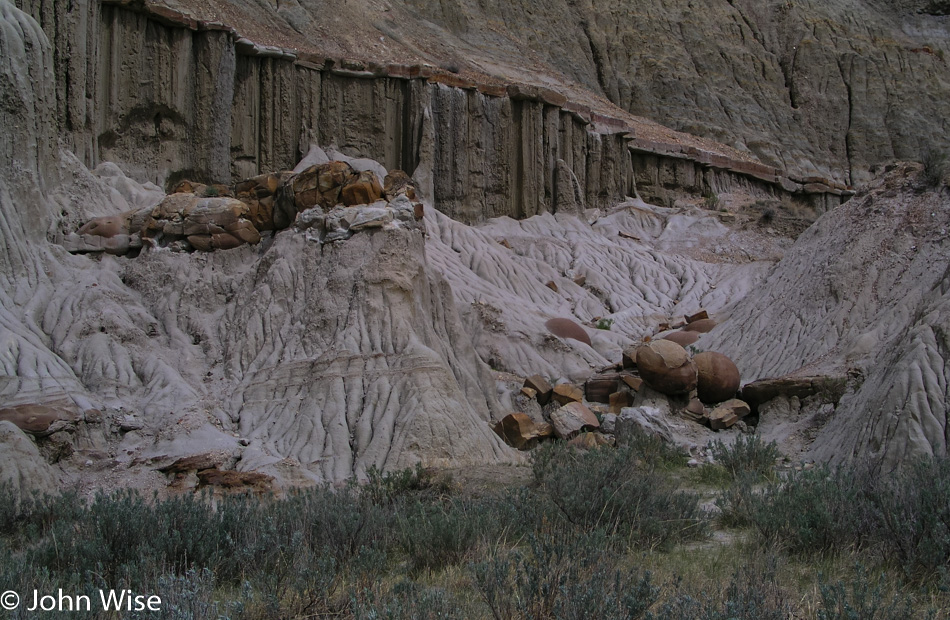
[0,421,59,505]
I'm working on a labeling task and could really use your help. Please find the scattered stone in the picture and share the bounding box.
[609,391,633,414]
[694,351,741,404]
[494,413,554,450]
[552,383,584,406]
[233,171,291,230]
[707,399,751,430]
[573,275,587,286]
[687,458,700,468]
[550,402,600,439]
[670,316,687,329]
[600,413,617,434]
[682,318,717,333]
[524,375,553,405]
[615,406,678,445]
[545,318,592,346]
[683,398,707,422]
[686,310,709,323]
[546,280,559,292]
[662,330,700,347]
[119,415,144,432]
[499,238,512,249]
[635,340,698,395]
[77,212,132,238]
[520,386,538,399]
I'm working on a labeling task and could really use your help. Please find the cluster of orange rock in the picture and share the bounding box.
[64,162,423,255]
[495,311,755,452]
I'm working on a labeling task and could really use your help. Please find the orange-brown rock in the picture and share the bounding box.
[707,399,751,430]
[524,375,554,405]
[567,431,614,450]
[546,281,559,292]
[621,375,643,391]
[622,347,638,369]
[0,404,79,436]
[609,391,633,413]
[292,161,355,212]
[635,340,698,395]
[78,212,132,238]
[552,383,584,406]
[383,170,416,200]
[682,318,717,333]
[211,233,243,250]
[662,330,700,347]
[686,310,710,323]
[341,170,384,206]
[158,453,228,474]
[694,352,741,404]
[520,386,538,400]
[545,317,591,346]
[683,398,707,422]
[494,413,554,450]
[550,402,600,439]
[233,172,290,230]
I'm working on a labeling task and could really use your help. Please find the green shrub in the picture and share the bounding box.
[921,148,948,189]
[715,472,758,528]
[817,565,918,620]
[596,318,614,330]
[471,530,659,620]
[615,424,688,470]
[656,555,790,619]
[709,434,779,480]
[353,581,464,619]
[531,442,706,547]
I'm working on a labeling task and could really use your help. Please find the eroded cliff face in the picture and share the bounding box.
[399,0,950,187]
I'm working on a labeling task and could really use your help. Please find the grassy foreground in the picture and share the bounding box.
[2,432,949,619]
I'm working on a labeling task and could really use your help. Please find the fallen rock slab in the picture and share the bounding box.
[550,402,600,439]
[636,340,698,395]
[552,383,584,406]
[707,399,751,430]
[494,413,554,450]
[740,375,846,412]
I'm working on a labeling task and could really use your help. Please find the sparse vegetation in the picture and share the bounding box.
[3,453,950,618]
[703,189,720,209]
[921,147,948,189]
[595,317,614,330]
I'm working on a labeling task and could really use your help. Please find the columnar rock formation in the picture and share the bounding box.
[14,0,849,225]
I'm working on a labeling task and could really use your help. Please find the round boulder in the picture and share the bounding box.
[635,340,698,395]
[694,351,741,404]
[662,330,700,347]
[682,318,717,333]
[545,318,592,347]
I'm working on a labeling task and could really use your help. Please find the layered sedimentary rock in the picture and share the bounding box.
[0,2,514,487]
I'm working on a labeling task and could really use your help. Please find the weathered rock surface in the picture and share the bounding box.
[704,163,950,466]
[635,340,698,395]
[494,412,554,450]
[0,421,59,504]
[550,402,600,439]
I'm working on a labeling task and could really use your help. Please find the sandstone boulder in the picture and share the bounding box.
[545,317,592,346]
[550,402,600,439]
[621,375,643,391]
[662,330,700,347]
[707,399,751,431]
[682,318,717,333]
[635,340,698,395]
[683,398,707,422]
[609,391,633,413]
[342,170,384,206]
[383,170,417,200]
[694,352,741,404]
[233,171,292,231]
[77,212,132,238]
[524,375,554,405]
[494,413,554,450]
[292,161,355,212]
[552,383,584,406]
